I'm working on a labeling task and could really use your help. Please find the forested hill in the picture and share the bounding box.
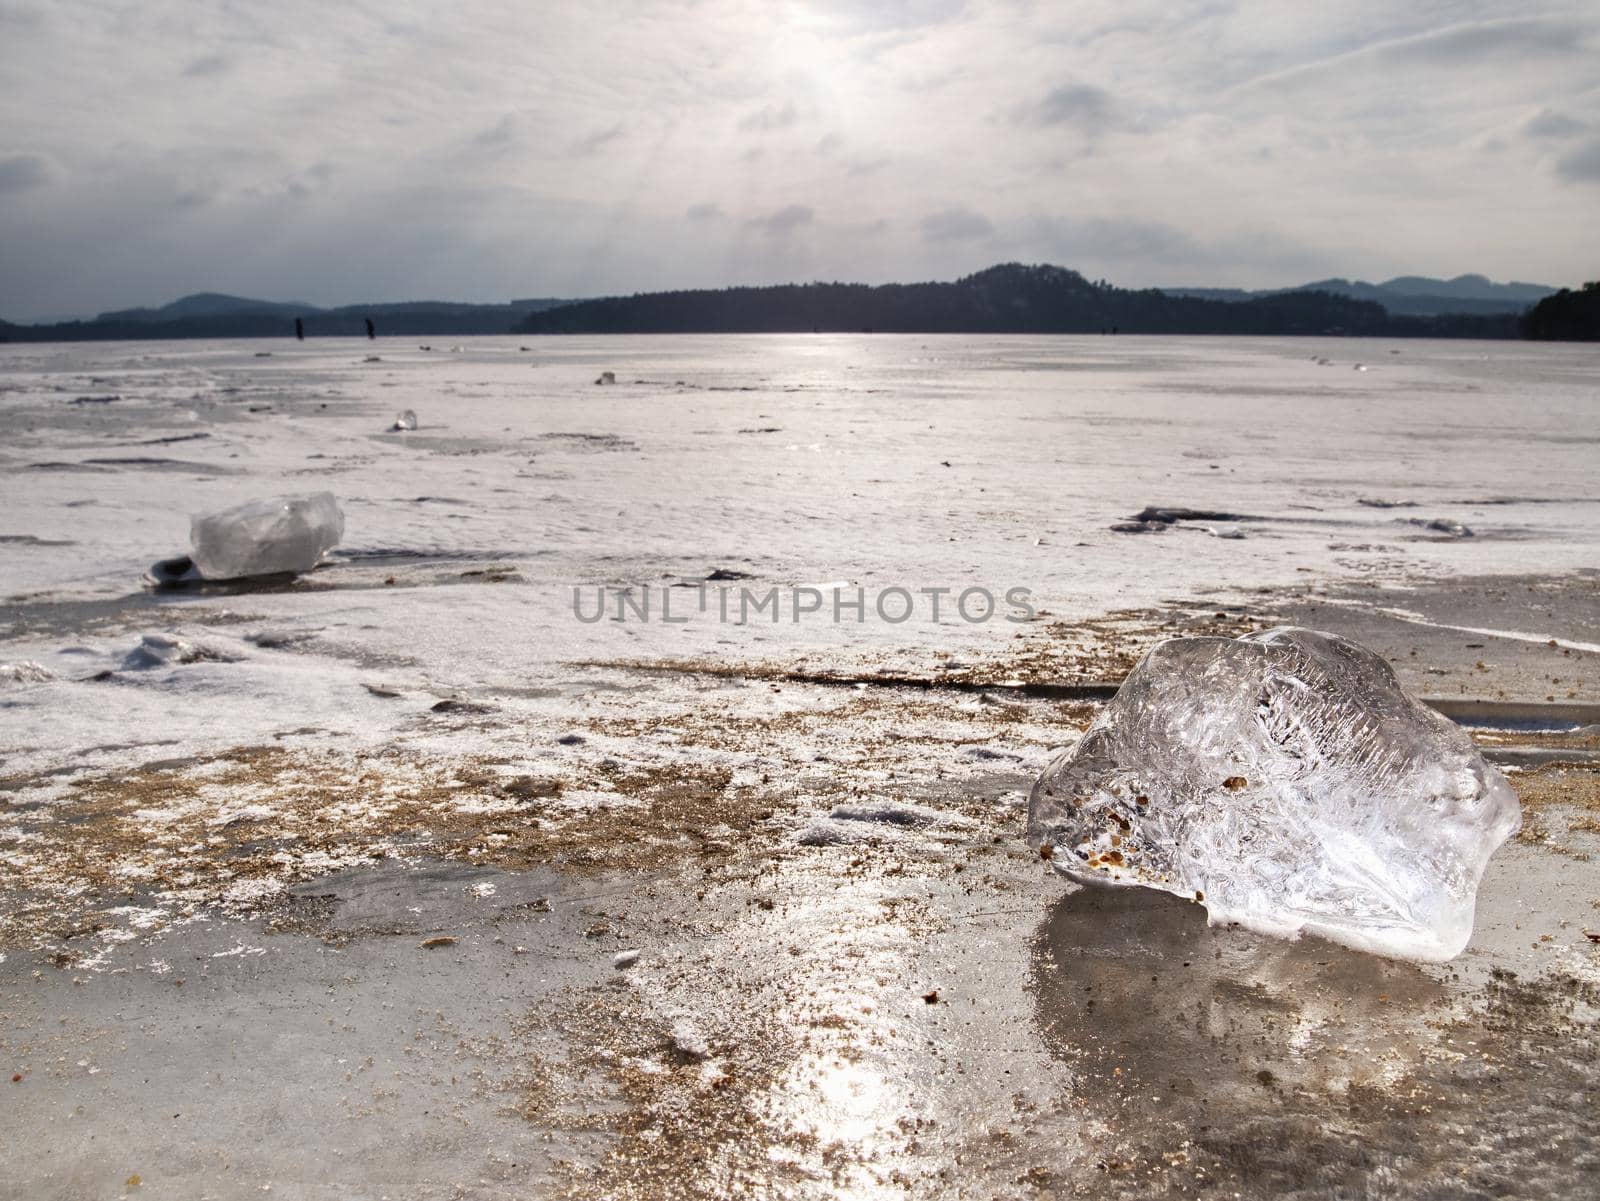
[515,264,1519,338]
[1520,282,1600,340]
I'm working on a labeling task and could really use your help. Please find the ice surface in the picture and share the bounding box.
[4,335,1600,797]
[121,633,237,669]
[1027,627,1521,962]
[0,661,54,688]
[189,492,344,580]
[828,801,941,827]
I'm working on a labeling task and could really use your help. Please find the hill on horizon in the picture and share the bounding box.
[96,293,321,323]
[2,266,1576,342]
[512,262,1520,339]
[1159,273,1555,317]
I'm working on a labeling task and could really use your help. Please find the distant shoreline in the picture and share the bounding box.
[7,262,1591,343]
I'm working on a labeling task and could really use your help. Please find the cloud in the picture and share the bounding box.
[1032,215,1200,266]
[1234,16,1592,94]
[845,155,889,176]
[1,0,1597,317]
[182,53,232,78]
[1525,110,1587,140]
[0,154,51,194]
[474,114,519,147]
[802,0,965,35]
[1555,139,1600,183]
[739,102,799,132]
[747,204,814,235]
[1017,83,1120,133]
[920,206,993,241]
[569,124,625,156]
[1383,16,1584,65]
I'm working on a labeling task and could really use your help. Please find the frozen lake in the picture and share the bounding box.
[3,335,1599,1200]
[2,333,1598,781]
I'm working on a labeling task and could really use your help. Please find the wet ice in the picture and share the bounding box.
[189,492,344,581]
[1027,627,1521,962]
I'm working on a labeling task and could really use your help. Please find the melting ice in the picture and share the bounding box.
[1027,627,1521,962]
[189,492,345,581]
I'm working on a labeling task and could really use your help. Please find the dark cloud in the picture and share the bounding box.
[747,204,814,235]
[474,115,518,147]
[920,206,993,242]
[0,154,51,194]
[1524,110,1587,140]
[739,102,798,132]
[1019,84,1118,133]
[1555,138,1600,183]
[182,53,232,78]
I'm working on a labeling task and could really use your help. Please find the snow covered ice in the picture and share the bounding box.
[189,492,345,581]
[1027,627,1521,962]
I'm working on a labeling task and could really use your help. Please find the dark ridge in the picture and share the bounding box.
[1,265,1554,343]
[514,263,1521,338]
[1521,281,1600,341]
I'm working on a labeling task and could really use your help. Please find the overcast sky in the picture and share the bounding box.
[2,0,1598,319]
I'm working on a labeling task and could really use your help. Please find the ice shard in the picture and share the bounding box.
[1027,627,1520,962]
[189,492,345,581]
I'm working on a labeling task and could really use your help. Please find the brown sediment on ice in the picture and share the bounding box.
[574,605,1265,692]
[0,746,784,953]
[1507,764,1600,856]
[3,581,1598,1199]
[0,683,1082,955]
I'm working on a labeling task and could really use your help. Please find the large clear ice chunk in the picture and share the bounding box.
[189,492,344,580]
[1027,627,1520,962]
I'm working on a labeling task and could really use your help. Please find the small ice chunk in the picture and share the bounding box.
[1405,517,1473,538]
[1026,627,1520,963]
[595,371,616,385]
[828,801,940,827]
[189,492,344,581]
[796,819,877,846]
[391,409,418,431]
[613,950,641,969]
[0,661,54,688]
[121,633,234,669]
